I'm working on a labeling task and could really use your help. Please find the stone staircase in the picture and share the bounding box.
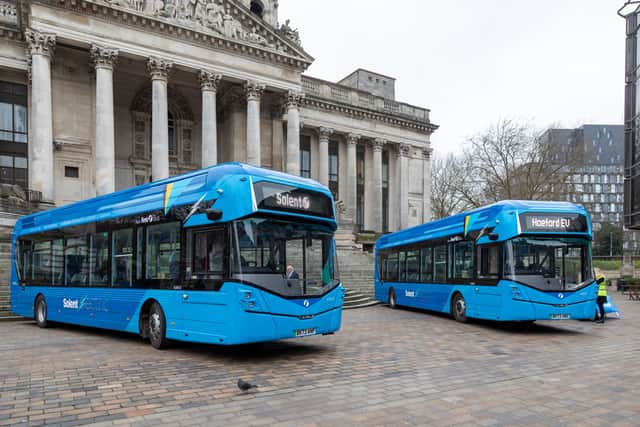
[0,230,14,319]
[336,241,378,308]
[343,288,380,309]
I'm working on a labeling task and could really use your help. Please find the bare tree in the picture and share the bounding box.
[431,153,470,219]
[431,118,577,218]
[460,118,574,206]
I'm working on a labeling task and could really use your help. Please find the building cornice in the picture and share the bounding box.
[302,95,439,134]
[29,0,313,71]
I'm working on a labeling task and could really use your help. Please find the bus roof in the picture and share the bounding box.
[14,163,336,237]
[377,200,592,250]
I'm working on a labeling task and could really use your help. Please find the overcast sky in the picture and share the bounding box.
[278,0,626,157]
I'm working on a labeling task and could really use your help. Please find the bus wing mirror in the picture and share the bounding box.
[488,233,499,241]
[206,209,223,221]
[596,276,605,285]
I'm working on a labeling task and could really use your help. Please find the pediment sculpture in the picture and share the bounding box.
[98,0,276,49]
[279,19,301,46]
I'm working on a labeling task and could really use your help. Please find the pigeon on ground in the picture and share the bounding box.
[237,379,258,392]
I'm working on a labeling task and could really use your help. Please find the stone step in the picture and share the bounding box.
[344,300,380,309]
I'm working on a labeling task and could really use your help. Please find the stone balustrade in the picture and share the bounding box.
[301,75,430,123]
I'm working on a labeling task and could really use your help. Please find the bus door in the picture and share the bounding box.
[181,227,229,336]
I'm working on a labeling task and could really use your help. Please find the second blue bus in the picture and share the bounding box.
[374,201,598,322]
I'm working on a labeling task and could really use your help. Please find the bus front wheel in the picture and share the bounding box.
[388,288,398,309]
[451,293,467,323]
[35,296,48,328]
[148,302,170,349]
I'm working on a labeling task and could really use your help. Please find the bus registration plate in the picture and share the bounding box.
[294,328,317,337]
[550,313,570,320]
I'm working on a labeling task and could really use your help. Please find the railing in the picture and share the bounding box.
[301,75,430,123]
[26,189,42,203]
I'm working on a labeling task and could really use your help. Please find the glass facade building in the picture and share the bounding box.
[623,5,640,228]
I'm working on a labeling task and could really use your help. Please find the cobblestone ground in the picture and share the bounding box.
[1,292,639,427]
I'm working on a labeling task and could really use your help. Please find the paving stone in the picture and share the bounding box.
[1,293,639,426]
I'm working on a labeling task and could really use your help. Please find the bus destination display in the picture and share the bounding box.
[254,181,334,219]
[519,213,588,233]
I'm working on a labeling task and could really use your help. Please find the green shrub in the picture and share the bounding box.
[593,260,621,270]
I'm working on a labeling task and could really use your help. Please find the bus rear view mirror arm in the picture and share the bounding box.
[206,208,223,221]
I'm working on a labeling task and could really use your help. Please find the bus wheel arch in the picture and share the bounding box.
[388,288,398,309]
[450,292,468,323]
[34,294,49,328]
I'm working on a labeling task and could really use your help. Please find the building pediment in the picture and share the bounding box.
[68,0,314,68]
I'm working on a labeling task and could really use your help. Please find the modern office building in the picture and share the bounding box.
[543,125,624,230]
[622,2,640,229]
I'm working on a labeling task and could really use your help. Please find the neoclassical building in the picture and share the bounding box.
[0,0,437,236]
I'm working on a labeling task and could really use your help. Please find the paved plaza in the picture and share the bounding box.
[1,292,639,427]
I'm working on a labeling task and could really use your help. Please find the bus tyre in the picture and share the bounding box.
[35,296,48,328]
[388,288,398,309]
[148,302,170,349]
[451,293,467,323]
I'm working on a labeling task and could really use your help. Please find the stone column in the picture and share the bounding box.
[25,29,56,201]
[422,147,433,223]
[245,81,265,167]
[398,144,411,230]
[371,138,385,232]
[318,127,333,186]
[147,57,172,181]
[286,90,304,175]
[346,133,359,228]
[91,45,118,196]
[199,71,222,168]
[271,107,284,171]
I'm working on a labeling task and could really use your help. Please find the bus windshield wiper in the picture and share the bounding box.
[182,193,207,224]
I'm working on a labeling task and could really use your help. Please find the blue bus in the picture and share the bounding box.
[10,163,344,348]
[374,201,598,322]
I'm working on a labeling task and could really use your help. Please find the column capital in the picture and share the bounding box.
[25,28,56,58]
[199,71,223,92]
[371,138,386,152]
[422,147,433,160]
[245,81,266,102]
[147,57,173,81]
[399,143,412,158]
[286,90,305,110]
[90,44,118,70]
[347,133,361,145]
[318,127,333,141]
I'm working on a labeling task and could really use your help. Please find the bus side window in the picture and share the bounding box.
[452,241,474,281]
[421,247,433,283]
[19,240,33,283]
[398,251,407,282]
[477,245,500,280]
[379,254,388,281]
[406,250,420,282]
[386,252,399,282]
[434,245,447,282]
[112,229,133,288]
[65,237,89,287]
[32,240,51,284]
[52,239,64,286]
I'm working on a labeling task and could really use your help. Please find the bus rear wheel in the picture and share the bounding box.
[148,302,170,349]
[451,293,467,323]
[35,296,49,328]
[388,288,398,309]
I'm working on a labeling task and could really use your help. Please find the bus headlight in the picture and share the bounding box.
[510,286,522,299]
